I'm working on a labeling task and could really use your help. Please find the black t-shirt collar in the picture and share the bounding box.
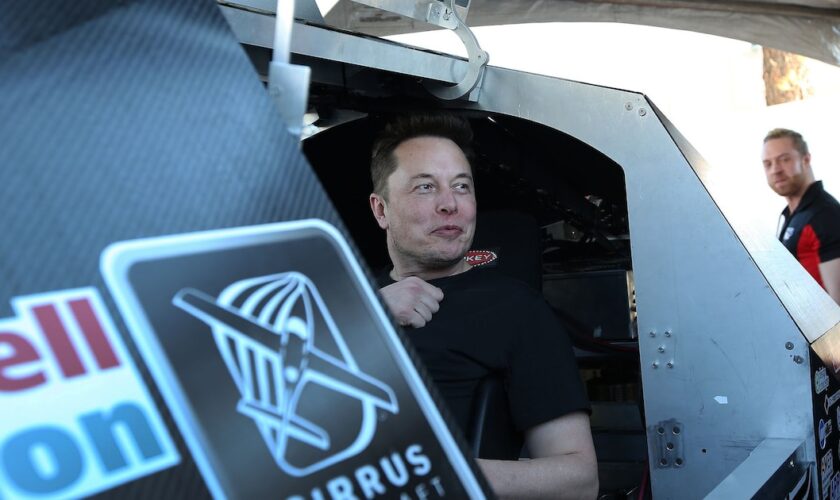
[782,180,824,218]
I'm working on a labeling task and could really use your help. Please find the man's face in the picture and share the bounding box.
[372,136,476,271]
[762,137,811,197]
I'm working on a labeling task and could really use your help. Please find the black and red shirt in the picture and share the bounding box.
[777,181,840,287]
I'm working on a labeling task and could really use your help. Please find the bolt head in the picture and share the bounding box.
[785,341,794,350]
[649,331,656,337]
[664,330,672,337]
[667,361,674,369]
[793,355,804,364]
[652,361,659,369]
[625,102,633,111]
[639,108,647,116]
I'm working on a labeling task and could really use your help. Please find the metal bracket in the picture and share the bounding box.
[350,0,488,101]
[350,0,465,29]
[422,0,488,101]
[651,419,685,468]
[268,0,311,140]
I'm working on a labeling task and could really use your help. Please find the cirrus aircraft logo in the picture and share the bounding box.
[100,220,486,499]
[172,272,399,476]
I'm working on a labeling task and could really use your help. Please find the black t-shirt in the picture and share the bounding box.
[383,267,589,437]
[778,181,840,287]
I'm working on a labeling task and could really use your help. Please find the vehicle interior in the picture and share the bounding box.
[244,42,647,497]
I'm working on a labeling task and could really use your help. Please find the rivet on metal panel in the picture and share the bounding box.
[649,331,656,338]
[667,361,674,369]
[658,345,666,353]
[793,355,804,364]
[664,330,672,337]
[785,342,794,350]
[639,108,647,116]
[625,102,633,111]
[652,361,659,369]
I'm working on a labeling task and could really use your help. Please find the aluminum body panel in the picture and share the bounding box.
[658,107,840,344]
[220,6,469,84]
[469,65,817,498]
[284,24,824,498]
[705,438,807,499]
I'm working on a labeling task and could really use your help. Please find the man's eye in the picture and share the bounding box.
[453,183,471,193]
[416,184,434,192]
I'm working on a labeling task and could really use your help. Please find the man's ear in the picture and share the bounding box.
[369,193,389,230]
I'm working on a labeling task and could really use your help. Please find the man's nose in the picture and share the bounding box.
[436,189,458,214]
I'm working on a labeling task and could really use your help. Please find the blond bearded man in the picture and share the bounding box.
[763,128,840,305]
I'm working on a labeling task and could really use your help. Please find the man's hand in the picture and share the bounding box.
[379,277,444,328]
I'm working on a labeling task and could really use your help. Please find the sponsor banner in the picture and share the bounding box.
[0,288,179,499]
[827,390,840,414]
[821,419,834,450]
[100,220,486,499]
[823,452,835,500]
[818,367,831,394]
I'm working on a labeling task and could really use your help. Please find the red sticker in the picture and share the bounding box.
[464,250,498,267]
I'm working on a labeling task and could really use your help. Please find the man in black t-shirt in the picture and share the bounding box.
[762,128,840,305]
[368,114,598,499]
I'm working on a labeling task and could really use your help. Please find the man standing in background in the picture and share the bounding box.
[762,128,840,305]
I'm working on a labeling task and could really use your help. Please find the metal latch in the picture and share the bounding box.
[268,0,311,140]
[351,0,488,101]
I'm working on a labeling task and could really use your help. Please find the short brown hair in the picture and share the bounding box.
[371,114,474,199]
[764,128,809,156]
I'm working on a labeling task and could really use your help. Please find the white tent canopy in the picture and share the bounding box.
[323,0,840,66]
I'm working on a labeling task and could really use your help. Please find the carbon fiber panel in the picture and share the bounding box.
[1,0,345,497]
